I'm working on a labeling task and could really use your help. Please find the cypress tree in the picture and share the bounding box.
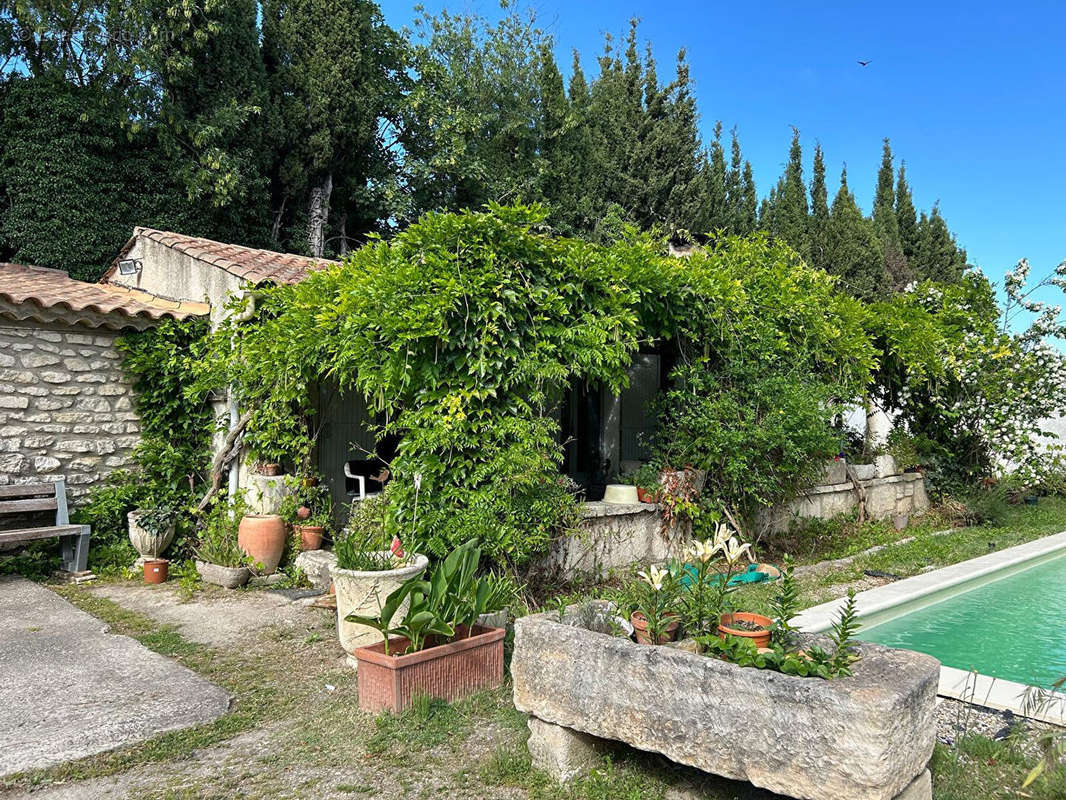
[808,143,830,271]
[872,138,909,289]
[895,162,919,262]
[700,121,728,231]
[723,128,744,234]
[827,166,886,299]
[913,205,969,283]
[739,161,758,234]
[775,128,810,258]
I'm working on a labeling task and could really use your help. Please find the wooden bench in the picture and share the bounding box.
[0,480,90,572]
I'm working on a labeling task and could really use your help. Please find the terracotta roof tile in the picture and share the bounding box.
[0,263,209,328]
[109,228,337,286]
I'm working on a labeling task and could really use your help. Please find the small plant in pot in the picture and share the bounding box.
[279,472,333,551]
[628,564,681,644]
[345,539,504,713]
[194,493,252,589]
[617,463,662,504]
[331,489,429,659]
[127,504,179,566]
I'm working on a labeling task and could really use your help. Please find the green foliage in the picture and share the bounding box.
[828,588,861,675]
[334,492,395,571]
[769,554,799,646]
[195,493,249,568]
[827,166,886,299]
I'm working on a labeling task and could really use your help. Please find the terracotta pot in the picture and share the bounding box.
[354,625,505,713]
[296,505,311,520]
[143,558,168,584]
[296,525,324,551]
[332,554,429,656]
[237,514,287,574]
[630,611,679,645]
[636,487,657,504]
[718,611,773,649]
[259,463,282,477]
[195,560,251,589]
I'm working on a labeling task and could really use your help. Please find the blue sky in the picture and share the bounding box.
[380,0,1066,303]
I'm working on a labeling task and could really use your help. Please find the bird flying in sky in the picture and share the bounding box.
[857,59,872,66]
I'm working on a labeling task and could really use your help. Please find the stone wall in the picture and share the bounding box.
[0,318,140,501]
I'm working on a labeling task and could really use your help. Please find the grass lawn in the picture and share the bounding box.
[2,498,1065,798]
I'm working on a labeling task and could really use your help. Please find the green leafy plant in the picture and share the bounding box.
[195,493,250,569]
[769,554,799,647]
[334,492,400,571]
[628,564,680,643]
[828,589,861,675]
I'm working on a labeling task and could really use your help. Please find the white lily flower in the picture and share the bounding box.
[685,538,722,563]
[722,537,752,565]
[637,564,669,591]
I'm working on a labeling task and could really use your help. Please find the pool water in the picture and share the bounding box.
[858,553,1066,689]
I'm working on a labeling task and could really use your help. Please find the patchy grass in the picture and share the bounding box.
[932,735,1066,800]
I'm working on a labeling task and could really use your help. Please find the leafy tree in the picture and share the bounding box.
[773,128,810,258]
[262,0,406,256]
[827,166,885,299]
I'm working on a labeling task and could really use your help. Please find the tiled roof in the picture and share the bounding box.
[110,228,337,285]
[0,263,209,328]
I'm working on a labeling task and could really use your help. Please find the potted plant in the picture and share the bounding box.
[615,463,662,504]
[127,505,178,566]
[195,494,252,589]
[279,472,333,551]
[331,491,429,659]
[346,539,505,712]
[628,564,680,644]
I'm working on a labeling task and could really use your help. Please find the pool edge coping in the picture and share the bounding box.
[792,528,1066,723]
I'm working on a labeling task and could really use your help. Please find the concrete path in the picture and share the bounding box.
[0,577,230,778]
[91,582,330,648]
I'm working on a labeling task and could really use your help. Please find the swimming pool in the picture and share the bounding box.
[857,552,1066,689]
[791,530,1066,721]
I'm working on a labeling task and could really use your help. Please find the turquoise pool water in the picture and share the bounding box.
[858,553,1066,689]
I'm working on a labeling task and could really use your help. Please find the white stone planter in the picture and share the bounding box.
[195,560,251,589]
[512,611,939,800]
[127,510,176,566]
[332,553,429,661]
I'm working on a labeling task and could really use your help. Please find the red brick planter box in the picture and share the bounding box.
[354,625,506,713]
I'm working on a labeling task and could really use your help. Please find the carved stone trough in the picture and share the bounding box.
[511,611,939,800]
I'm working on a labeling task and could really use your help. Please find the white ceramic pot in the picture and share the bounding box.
[603,484,639,504]
[128,510,176,563]
[332,553,429,658]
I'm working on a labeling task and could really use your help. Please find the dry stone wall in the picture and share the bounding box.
[0,318,140,501]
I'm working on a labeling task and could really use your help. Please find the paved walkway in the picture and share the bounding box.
[0,577,230,778]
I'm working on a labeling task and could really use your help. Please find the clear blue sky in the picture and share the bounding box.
[380,0,1066,300]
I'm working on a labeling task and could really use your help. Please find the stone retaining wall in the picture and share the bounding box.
[0,318,140,500]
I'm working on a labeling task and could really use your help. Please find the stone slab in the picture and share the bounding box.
[526,716,606,783]
[294,548,337,592]
[512,612,939,800]
[0,577,230,777]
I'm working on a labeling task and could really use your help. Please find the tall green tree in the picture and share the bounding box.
[827,166,885,299]
[895,161,919,262]
[262,0,406,256]
[912,204,969,283]
[808,143,830,272]
[872,138,909,290]
[763,128,809,258]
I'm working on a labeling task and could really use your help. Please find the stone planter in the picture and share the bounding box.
[354,624,505,713]
[195,560,251,589]
[512,611,939,800]
[332,554,429,662]
[127,510,176,567]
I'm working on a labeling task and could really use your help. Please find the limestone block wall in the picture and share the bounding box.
[0,318,140,501]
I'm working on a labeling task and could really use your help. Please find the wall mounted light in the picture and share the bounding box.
[117,258,143,275]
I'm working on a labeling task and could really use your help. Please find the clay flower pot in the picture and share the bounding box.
[296,524,324,551]
[259,463,282,477]
[237,514,287,574]
[636,487,657,504]
[718,611,773,649]
[143,559,168,584]
[296,505,312,520]
[630,611,679,645]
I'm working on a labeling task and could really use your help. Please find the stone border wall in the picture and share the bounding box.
[0,317,140,501]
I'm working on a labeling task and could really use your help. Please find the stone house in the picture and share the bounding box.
[0,262,205,499]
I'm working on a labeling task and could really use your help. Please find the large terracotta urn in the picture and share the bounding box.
[237,514,287,574]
